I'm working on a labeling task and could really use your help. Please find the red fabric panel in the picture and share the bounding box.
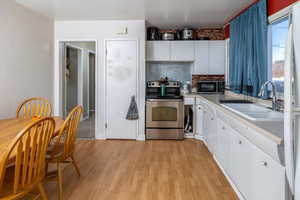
[224,25,230,39]
[268,0,299,16]
[224,0,299,38]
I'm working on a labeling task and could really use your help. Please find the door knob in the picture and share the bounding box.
[238,140,242,144]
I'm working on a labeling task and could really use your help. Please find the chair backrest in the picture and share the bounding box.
[16,98,52,118]
[52,106,83,160]
[0,117,55,195]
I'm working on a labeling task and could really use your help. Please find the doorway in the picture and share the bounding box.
[60,41,96,139]
[65,45,81,117]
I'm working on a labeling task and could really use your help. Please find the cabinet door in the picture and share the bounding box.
[202,106,212,151]
[196,105,204,137]
[206,107,217,154]
[215,119,230,172]
[250,144,285,200]
[194,41,209,74]
[146,41,170,61]
[170,41,194,61]
[229,129,254,199]
[209,41,225,74]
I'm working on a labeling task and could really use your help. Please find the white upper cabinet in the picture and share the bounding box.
[146,41,170,61]
[194,41,209,74]
[208,41,225,74]
[146,41,225,74]
[170,41,194,61]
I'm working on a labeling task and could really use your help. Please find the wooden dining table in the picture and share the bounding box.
[0,117,64,160]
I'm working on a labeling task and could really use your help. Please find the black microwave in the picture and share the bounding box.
[197,81,225,94]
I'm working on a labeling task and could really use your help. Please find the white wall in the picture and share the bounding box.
[54,20,146,140]
[0,0,54,119]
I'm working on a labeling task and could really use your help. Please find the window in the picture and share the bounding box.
[269,17,289,99]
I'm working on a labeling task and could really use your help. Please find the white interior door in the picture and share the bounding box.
[105,39,138,139]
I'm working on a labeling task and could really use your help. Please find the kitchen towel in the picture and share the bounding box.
[126,95,139,120]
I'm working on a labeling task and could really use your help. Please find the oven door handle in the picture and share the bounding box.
[146,99,183,102]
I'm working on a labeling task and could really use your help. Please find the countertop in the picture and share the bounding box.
[184,93,284,145]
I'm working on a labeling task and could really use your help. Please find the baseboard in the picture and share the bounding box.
[136,134,146,141]
[95,135,106,140]
[194,134,204,141]
[81,116,89,121]
[184,133,195,139]
[78,137,95,141]
[213,155,245,200]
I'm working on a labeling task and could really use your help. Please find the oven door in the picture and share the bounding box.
[197,82,218,93]
[146,99,184,128]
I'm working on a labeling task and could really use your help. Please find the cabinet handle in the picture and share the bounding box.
[238,140,242,144]
[211,118,214,120]
[222,127,225,130]
[261,161,268,167]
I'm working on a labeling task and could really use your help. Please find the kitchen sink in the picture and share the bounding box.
[221,103,283,121]
[219,99,253,104]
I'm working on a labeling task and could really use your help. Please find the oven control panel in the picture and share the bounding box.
[147,81,181,88]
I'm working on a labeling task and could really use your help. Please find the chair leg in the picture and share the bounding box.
[57,163,63,200]
[45,162,49,174]
[71,154,81,177]
[38,182,48,200]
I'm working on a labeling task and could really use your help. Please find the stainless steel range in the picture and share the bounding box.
[146,81,184,140]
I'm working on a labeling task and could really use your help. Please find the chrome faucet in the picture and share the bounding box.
[258,81,281,111]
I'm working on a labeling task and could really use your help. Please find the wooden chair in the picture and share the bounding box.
[46,105,83,200]
[16,98,52,118]
[0,117,55,200]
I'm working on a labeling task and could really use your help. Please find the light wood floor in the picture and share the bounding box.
[45,139,238,200]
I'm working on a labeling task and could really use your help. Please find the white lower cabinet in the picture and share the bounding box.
[249,143,285,200]
[229,127,285,200]
[204,103,217,154]
[195,105,204,137]
[196,98,286,200]
[215,119,230,172]
[229,128,255,200]
[202,105,211,150]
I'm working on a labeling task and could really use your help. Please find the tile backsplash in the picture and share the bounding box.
[146,62,192,84]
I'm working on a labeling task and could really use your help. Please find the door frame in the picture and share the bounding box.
[87,50,96,119]
[64,44,84,117]
[104,38,139,139]
[55,39,98,138]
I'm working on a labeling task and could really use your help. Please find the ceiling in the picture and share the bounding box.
[16,0,255,28]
